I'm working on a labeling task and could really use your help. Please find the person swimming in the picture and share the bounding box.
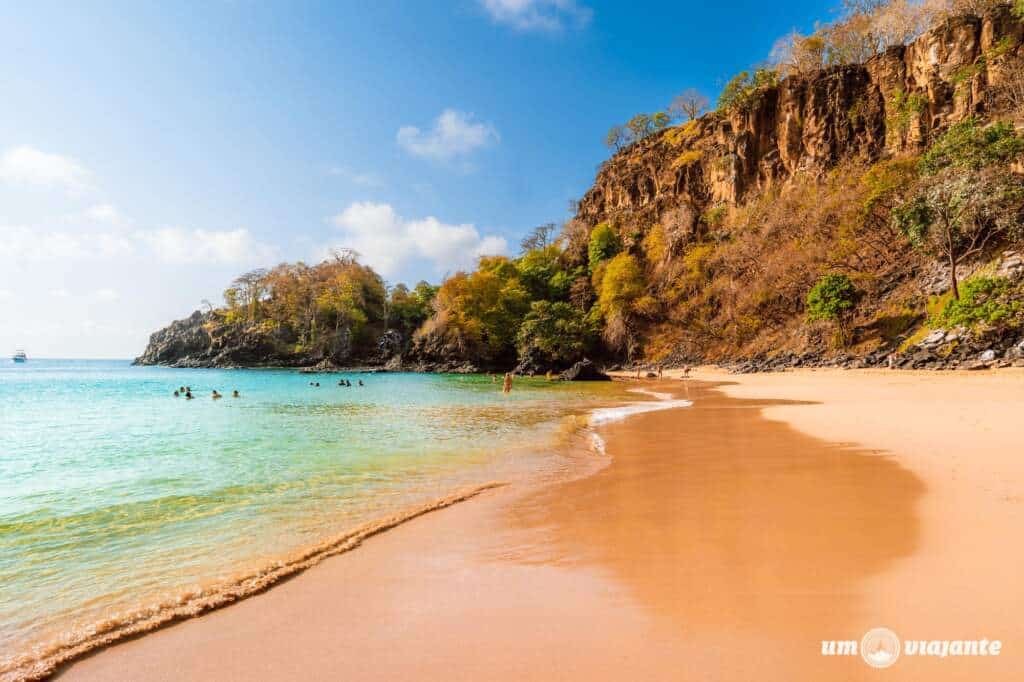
[232,390,240,398]
[358,379,364,386]
[173,390,180,397]
[185,391,193,400]
[212,390,222,399]
[179,386,185,393]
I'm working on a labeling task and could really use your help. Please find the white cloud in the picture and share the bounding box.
[397,109,498,163]
[327,201,508,277]
[84,203,126,225]
[92,288,119,301]
[0,223,275,266]
[327,165,385,188]
[480,0,592,31]
[136,227,277,265]
[0,145,91,194]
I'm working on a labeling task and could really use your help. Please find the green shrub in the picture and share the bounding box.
[887,89,928,136]
[932,277,1023,328]
[587,223,620,273]
[920,117,1024,174]
[806,274,858,323]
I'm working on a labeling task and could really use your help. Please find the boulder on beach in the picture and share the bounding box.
[559,359,611,381]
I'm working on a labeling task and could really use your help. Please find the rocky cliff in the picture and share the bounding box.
[577,6,1023,230]
[134,309,406,369]
[134,311,297,368]
[137,6,1024,373]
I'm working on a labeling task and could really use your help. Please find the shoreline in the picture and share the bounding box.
[54,369,1024,680]
[2,484,506,682]
[3,382,654,682]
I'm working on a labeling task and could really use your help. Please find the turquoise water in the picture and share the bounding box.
[0,360,625,674]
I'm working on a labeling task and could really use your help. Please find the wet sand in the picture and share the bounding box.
[58,371,1024,681]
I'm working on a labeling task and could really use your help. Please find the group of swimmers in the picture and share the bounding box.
[308,379,364,387]
[172,378,367,398]
[173,386,240,400]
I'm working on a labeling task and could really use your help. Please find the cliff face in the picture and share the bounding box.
[133,311,296,368]
[135,311,405,369]
[577,7,1023,230]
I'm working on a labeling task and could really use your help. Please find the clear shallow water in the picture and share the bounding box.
[0,360,628,672]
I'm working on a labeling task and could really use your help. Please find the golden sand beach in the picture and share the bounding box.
[58,369,1024,681]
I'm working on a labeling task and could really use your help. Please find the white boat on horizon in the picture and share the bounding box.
[12,349,27,363]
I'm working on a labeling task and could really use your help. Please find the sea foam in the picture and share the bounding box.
[588,388,692,426]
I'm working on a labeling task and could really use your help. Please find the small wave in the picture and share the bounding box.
[0,482,504,682]
[589,389,692,426]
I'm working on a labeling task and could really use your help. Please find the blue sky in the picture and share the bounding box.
[0,0,833,358]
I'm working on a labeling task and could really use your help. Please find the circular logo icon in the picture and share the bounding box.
[861,627,901,668]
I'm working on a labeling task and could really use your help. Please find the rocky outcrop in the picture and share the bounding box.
[134,311,408,369]
[133,311,298,368]
[559,359,611,381]
[133,311,215,366]
[577,6,1023,230]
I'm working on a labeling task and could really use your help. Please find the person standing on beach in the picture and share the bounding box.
[502,372,513,394]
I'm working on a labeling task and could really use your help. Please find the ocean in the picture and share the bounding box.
[0,359,632,679]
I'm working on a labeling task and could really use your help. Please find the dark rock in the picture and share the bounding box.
[513,346,557,377]
[300,359,343,373]
[377,330,404,360]
[133,311,214,366]
[559,359,611,382]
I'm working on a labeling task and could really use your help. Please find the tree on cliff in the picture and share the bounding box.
[226,269,269,322]
[605,112,671,150]
[605,125,628,151]
[668,89,709,121]
[893,119,1024,300]
[519,223,558,253]
[717,69,779,111]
